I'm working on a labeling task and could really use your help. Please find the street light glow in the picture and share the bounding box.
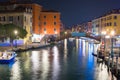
[110,30,115,36]
[101,31,106,35]
[105,35,110,39]
[65,31,67,34]
[14,30,18,35]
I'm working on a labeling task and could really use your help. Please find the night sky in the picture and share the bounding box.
[2,0,120,27]
[34,0,120,27]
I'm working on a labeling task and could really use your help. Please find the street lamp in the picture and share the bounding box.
[14,30,18,48]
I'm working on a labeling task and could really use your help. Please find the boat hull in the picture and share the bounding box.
[0,54,17,64]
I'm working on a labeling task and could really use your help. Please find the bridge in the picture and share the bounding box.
[55,32,101,42]
[71,32,101,41]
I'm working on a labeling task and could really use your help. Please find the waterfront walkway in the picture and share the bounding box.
[0,43,47,51]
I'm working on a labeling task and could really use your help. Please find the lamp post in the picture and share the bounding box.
[101,31,106,52]
[110,30,115,68]
[14,30,18,48]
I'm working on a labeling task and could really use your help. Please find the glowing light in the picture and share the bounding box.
[110,30,115,36]
[101,31,106,35]
[64,39,67,58]
[105,35,110,39]
[55,31,58,34]
[44,31,47,34]
[14,30,18,35]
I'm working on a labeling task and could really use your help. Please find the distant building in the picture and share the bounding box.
[92,9,120,36]
[81,21,92,33]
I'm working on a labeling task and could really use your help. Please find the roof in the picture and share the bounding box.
[42,10,59,12]
[0,0,34,6]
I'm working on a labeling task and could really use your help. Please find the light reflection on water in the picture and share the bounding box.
[0,39,116,80]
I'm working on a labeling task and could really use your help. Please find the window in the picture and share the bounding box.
[109,22,112,26]
[44,22,46,25]
[114,22,117,26]
[54,16,56,18]
[9,16,13,21]
[54,28,56,31]
[107,23,109,26]
[114,16,117,19]
[2,16,5,21]
[44,28,46,31]
[44,16,46,18]
[38,16,40,20]
[18,16,20,21]
[101,18,103,21]
[30,17,32,22]
[54,22,56,25]
[24,16,26,21]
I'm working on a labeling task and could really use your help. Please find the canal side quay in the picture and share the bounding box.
[0,42,56,52]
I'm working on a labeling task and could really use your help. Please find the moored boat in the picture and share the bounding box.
[0,51,17,64]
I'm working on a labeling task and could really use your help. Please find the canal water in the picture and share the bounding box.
[0,39,116,80]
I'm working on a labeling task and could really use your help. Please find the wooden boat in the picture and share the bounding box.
[0,52,17,64]
[92,52,104,59]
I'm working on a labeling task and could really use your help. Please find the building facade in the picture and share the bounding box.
[0,4,32,44]
[0,0,61,43]
[40,10,60,35]
[92,9,120,36]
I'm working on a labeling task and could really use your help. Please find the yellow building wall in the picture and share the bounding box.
[103,14,120,35]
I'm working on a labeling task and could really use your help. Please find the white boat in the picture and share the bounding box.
[0,51,17,64]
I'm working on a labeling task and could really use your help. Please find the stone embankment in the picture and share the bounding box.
[0,43,56,52]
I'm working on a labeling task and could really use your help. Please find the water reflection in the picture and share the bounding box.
[31,51,41,80]
[52,46,60,80]
[10,58,21,80]
[41,50,49,80]
[0,38,117,80]
[64,39,68,59]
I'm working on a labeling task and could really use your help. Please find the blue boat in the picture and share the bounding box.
[0,52,17,64]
